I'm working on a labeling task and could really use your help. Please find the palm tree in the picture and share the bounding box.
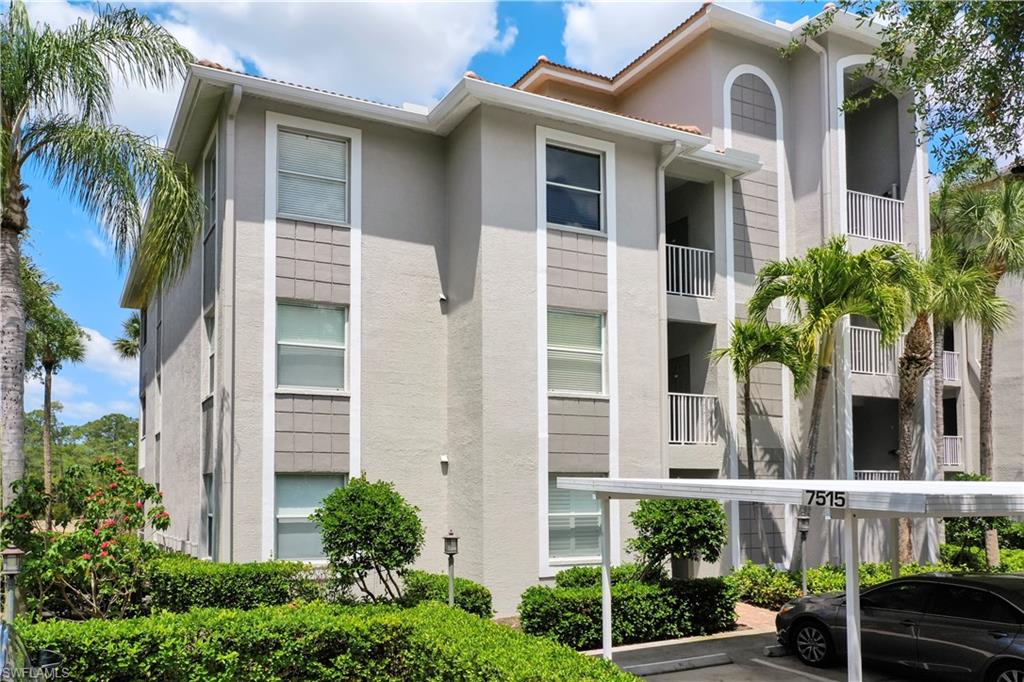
[22,259,86,527]
[951,179,1024,479]
[1,2,201,507]
[710,320,813,481]
[893,234,1007,562]
[114,312,141,360]
[748,236,920,568]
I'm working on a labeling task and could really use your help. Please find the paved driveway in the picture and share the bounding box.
[612,632,914,682]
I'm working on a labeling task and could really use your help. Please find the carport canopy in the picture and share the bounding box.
[557,477,1024,682]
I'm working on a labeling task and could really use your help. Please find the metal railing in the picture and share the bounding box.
[850,326,901,376]
[666,244,714,298]
[854,470,900,481]
[668,393,717,445]
[943,350,960,383]
[847,189,903,243]
[942,435,964,468]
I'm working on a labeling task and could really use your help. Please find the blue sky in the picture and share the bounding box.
[24,1,820,424]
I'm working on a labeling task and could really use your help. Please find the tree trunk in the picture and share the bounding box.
[744,372,755,480]
[43,363,54,529]
[933,321,945,475]
[794,338,833,574]
[979,325,995,479]
[896,313,933,564]
[0,223,26,509]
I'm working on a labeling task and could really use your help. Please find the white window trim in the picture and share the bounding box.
[546,308,607,397]
[536,126,619,579]
[264,112,362,560]
[275,301,349,392]
[544,141,607,235]
[275,127,352,229]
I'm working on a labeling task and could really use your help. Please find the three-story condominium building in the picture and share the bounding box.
[123,4,1023,614]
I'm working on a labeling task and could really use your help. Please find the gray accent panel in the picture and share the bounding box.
[275,393,349,473]
[740,502,786,564]
[276,219,351,304]
[730,73,776,139]
[547,228,608,311]
[548,397,609,473]
[733,173,779,275]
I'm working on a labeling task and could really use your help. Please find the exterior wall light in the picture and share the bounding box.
[1,546,24,623]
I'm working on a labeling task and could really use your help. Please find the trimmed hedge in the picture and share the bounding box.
[146,556,323,611]
[20,602,631,681]
[518,577,736,650]
[399,569,493,618]
[941,544,1024,572]
[552,563,665,588]
[724,562,800,610]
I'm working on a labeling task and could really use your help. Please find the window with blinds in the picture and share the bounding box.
[277,129,349,224]
[546,144,603,231]
[548,475,602,560]
[548,309,604,393]
[275,474,346,560]
[277,302,347,390]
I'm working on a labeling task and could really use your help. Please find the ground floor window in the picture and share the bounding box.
[275,474,346,560]
[548,474,602,561]
[204,473,216,560]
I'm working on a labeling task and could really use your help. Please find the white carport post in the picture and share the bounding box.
[843,509,862,682]
[600,494,613,660]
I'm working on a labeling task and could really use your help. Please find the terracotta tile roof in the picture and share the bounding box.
[511,3,711,88]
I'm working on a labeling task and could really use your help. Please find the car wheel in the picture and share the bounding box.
[792,620,834,668]
[989,661,1024,682]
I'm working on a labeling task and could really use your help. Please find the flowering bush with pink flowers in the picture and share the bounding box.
[2,457,169,620]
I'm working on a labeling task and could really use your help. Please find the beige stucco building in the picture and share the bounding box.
[122,5,1021,614]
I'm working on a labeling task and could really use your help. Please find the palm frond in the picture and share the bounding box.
[28,118,202,295]
[710,320,815,395]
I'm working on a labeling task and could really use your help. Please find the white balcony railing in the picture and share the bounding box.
[854,469,900,481]
[847,189,903,243]
[850,326,901,376]
[942,435,964,469]
[668,393,717,445]
[666,245,714,299]
[943,350,960,383]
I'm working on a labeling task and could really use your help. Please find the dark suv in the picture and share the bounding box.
[776,573,1024,681]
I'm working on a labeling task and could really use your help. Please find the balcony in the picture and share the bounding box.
[850,326,900,376]
[854,469,899,481]
[942,350,960,383]
[668,393,717,445]
[666,245,714,298]
[942,435,964,469]
[847,190,903,243]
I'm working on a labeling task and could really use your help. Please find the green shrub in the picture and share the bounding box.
[942,544,1024,573]
[553,563,665,588]
[1,459,169,620]
[1000,522,1024,550]
[628,498,726,581]
[146,556,323,612]
[20,602,631,682]
[726,561,800,610]
[943,474,1011,551]
[313,478,424,602]
[398,569,493,618]
[518,577,736,650]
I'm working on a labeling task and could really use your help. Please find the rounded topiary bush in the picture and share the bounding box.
[312,477,424,602]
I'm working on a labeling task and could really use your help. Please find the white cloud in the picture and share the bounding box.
[562,1,763,76]
[80,328,137,384]
[29,2,518,143]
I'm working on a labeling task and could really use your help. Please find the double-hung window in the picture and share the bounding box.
[277,129,349,225]
[275,474,346,560]
[546,144,603,231]
[277,303,347,391]
[548,475,602,560]
[547,309,604,394]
